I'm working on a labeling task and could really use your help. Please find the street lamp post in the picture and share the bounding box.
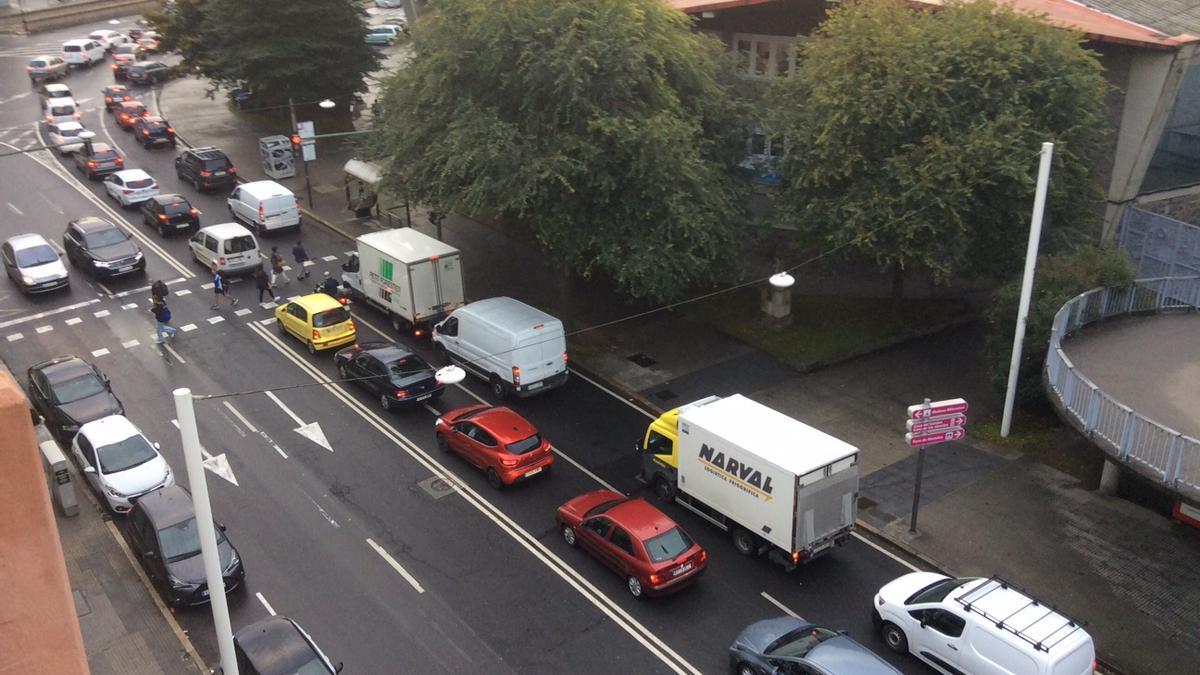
[78,129,96,157]
[298,99,337,208]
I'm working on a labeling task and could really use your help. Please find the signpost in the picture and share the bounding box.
[296,120,316,205]
[904,398,968,533]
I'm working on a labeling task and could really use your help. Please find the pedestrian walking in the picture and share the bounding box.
[150,278,169,308]
[270,246,290,284]
[151,301,177,344]
[292,240,311,279]
[254,267,278,304]
[210,263,239,310]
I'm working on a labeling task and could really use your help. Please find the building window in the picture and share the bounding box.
[732,34,801,77]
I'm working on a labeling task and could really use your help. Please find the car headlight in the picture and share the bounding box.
[167,575,199,590]
[224,550,241,573]
[134,250,144,260]
[21,274,34,285]
[106,486,130,498]
[93,259,114,268]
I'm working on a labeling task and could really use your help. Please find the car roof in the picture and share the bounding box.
[6,233,54,250]
[89,142,114,153]
[152,194,189,206]
[359,342,418,361]
[139,116,167,124]
[135,484,195,527]
[31,356,92,383]
[72,217,117,233]
[48,96,77,107]
[103,84,129,91]
[188,146,228,159]
[235,616,328,673]
[606,498,677,541]
[63,39,94,46]
[240,180,291,198]
[463,406,536,443]
[113,169,152,180]
[293,293,345,312]
[43,83,70,92]
[29,55,57,62]
[52,121,84,131]
[199,222,254,239]
[120,100,146,108]
[79,414,141,444]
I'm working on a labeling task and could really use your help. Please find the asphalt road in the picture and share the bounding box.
[0,18,929,675]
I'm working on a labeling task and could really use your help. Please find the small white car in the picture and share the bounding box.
[88,29,129,51]
[71,415,175,514]
[2,233,69,294]
[47,121,86,155]
[104,169,160,208]
[61,39,106,67]
[39,82,73,103]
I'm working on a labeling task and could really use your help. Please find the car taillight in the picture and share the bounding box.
[105,96,113,103]
[563,351,569,363]
[115,157,124,165]
[123,95,131,101]
[87,161,97,168]
[167,127,174,134]
[294,199,300,210]
[141,130,150,136]
[698,550,707,564]
[157,214,168,221]
[340,298,349,306]
[218,256,226,265]
[75,112,81,119]
[199,170,210,177]
[26,66,32,72]
[111,64,117,70]
[258,204,265,220]
[394,390,408,399]
[228,166,236,174]
[512,366,520,386]
[413,328,423,337]
[190,208,199,216]
[649,573,661,585]
[501,458,517,467]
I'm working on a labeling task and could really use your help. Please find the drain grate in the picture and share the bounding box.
[627,353,657,368]
[654,389,678,402]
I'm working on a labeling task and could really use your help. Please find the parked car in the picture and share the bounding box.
[556,489,706,598]
[132,115,175,148]
[122,485,245,606]
[71,414,174,514]
[729,617,901,675]
[276,294,356,354]
[39,82,72,102]
[114,100,150,129]
[74,142,124,179]
[365,25,403,46]
[175,146,236,191]
[111,52,137,80]
[26,356,123,443]
[88,29,128,51]
[47,121,86,155]
[61,39,105,67]
[234,616,342,675]
[188,222,260,274]
[104,169,160,208]
[434,404,553,488]
[28,55,67,82]
[227,181,301,234]
[101,84,133,110]
[334,342,440,410]
[141,194,200,236]
[2,233,69,294]
[63,217,145,278]
[127,61,169,86]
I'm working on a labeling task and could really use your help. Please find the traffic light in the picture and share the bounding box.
[290,134,302,157]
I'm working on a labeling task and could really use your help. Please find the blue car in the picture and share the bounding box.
[728,616,900,675]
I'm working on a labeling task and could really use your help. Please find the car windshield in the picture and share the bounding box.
[293,656,329,675]
[906,577,978,605]
[94,149,118,160]
[201,157,229,170]
[127,178,154,189]
[767,626,839,658]
[96,433,156,473]
[15,244,58,267]
[583,498,625,518]
[84,227,128,248]
[46,90,69,99]
[313,307,351,328]
[224,235,255,254]
[157,516,226,561]
[52,372,106,404]
[56,126,80,138]
[385,353,429,376]
[31,59,48,67]
[506,433,542,456]
[643,527,694,563]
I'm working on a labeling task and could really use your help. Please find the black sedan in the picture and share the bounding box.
[234,616,341,674]
[27,356,123,442]
[334,342,443,411]
[728,616,900,675]
[127,60,169,85]
[140,194,199,236]
[100,84,132,111]
[62,217,145,278]
[132,115,175,149]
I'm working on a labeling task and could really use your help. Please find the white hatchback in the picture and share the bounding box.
[72,415,175,514]
[61,39,106,67]
[47,121,86,155]
[105,169,160,207]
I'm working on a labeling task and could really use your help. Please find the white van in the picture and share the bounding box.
[227,181,301,234]
[43,97,80,125]
[874,573,1095,675]
[188,223,261,275]
[432,297,568,398]
[61,39,105,67]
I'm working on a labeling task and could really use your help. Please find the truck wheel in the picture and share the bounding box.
[881,622,908,653]
[489,375,509,400]
[653,477,676,503]
[731,527,758,557]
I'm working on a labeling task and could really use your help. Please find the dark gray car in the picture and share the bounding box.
[728,616,900,675]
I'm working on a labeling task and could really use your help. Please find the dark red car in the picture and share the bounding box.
[435,404,554,488]
[115,101,149,129]
[556,490,706,598]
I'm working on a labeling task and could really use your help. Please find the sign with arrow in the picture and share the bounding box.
[265,391,332,452]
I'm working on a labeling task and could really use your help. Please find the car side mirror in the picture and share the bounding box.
[153,442,161,450]
[218,523,226,532]
[83,466,96,474]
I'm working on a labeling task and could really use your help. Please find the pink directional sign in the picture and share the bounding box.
[907,414,967,434]
[905,428,966,447]
[908,398,969,420]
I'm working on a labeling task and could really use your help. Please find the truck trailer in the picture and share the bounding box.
[341,229,465,337]
[638,394,859,569]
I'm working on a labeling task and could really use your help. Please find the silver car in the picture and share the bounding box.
[27,55,67,83]
[2,233,69,294]
[729,616,900,675]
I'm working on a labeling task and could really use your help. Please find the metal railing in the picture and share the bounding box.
[1045,277,1200,502]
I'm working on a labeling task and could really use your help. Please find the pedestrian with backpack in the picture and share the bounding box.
[210,263,239,310]
[152,301,177,344]
[292,240,311,279]
[270,246,290,284]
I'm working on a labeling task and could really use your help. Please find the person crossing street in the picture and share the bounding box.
[152,300,177,344]
[292,240,311,279]
[270,246,290,284]
[210,263,239,310]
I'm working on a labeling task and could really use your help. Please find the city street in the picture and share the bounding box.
[0,18,928,675]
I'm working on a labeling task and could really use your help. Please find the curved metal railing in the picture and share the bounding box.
[1044,276,1200,502]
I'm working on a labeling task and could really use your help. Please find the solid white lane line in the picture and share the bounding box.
[260,431,288,459]
[264,390,305,427]
[92,348,109,357]
[6,202,22,215]
[552,447,620,494]
[569,367,656,420]
[163,343,187,363]
[306,493,340,528]
[38,191,63,214]
[366,538,425,594]
[851,532,921,572]
[170,419,214,460]
[96,282,113,296]
[350,313,393,342]
[255,592,277,616]
[0,298,101,329]
[222,401,257,433]
[760,592,802,619]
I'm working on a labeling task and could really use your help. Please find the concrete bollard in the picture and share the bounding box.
[762,272,795,327]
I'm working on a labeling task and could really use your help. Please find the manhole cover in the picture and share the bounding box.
[418,475,457,500]
[654,389,678,402]
[628,353,657,368]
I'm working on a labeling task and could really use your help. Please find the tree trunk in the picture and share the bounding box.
[891,262,904,302]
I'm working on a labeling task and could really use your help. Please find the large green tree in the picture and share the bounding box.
[145,0,207,67]
[766,0,1110,294]
[369,0,752,302]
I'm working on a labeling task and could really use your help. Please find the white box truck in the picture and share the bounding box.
[341,229,465,337]
[638,394,859,569]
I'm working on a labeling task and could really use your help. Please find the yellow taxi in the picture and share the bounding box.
[275,293,356,354]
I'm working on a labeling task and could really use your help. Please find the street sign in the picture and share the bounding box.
[301,140,316,162]
[906,414,966,434]
[908,397,968,420]
[297,120,315,139]
[906,428,966,447]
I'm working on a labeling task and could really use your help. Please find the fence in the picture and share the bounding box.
[1044,277,1200,502]
[1118,206,1200,278]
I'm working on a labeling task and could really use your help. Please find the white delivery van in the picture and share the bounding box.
[874,573,1095,675]
[639,394,859,569]
[188,222,260,275]
[227,181,300,234]
[61,39,105,67]
[43,97,80,125]
[341,229,464,336]
[432,297,568,399]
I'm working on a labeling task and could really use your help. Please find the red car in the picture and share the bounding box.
[435,405,554,488]
[115,101,149,129]
[556,490,706,598]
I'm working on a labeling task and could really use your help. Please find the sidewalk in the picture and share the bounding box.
[158,75,1200,675]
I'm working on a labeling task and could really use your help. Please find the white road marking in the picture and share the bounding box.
[569,367,655,420]
[235,308,252,317]
[122,339,139,349]
[38,192,63,214]
[552,447,620,493]
[163,342,187,363]
[255,592,277,616]
[175,288,192,296]
[760,592,802,618]
[321,255,338,262]
[208,316,224,324]
[6,202,22,215]
[200,282,213,290]
[0,298,101,329]
[851,532,922,572]
[350,313,394,342]
[181,323,197,332]
[94,309,111,318]
[287,295,301,301]
[64,317,82,326]
[302,261,314,267]
[257,318,273,326]
[264,390,306,427]
[343,250,355,257]
[260,431,288,459]
[305,493,340,528]
[96,282,113,296]
[6,333,23,342]
[366,538,425,594]
[222,401,257,433]
[92,348,110,357]
[35,325,53,334]
[261,302,277,309]
[121,302,138,310]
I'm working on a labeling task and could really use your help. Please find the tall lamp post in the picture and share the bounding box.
[295,99,336,208]
[78,130,96,157]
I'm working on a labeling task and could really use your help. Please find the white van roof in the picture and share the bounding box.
[200,222,256,240]
[459,297,561,335]
[951,577,1093,656]
[62,39,95,47]
[358,228,458,264]
[240,180,293,199]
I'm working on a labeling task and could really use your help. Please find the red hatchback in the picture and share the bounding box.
[557,490,706,598]
[434,405,554,488]
[115,100,149,129]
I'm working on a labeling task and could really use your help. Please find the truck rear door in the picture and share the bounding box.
[409,254,462,322]
[794,455,859,551]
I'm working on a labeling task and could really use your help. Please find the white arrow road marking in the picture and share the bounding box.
[170,419,240,486]
[264,390,332,451]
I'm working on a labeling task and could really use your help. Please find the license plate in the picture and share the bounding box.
[672,562,693,577]
[117,265,133,272]
[213,171,225,176]
[527,381,543,391]
[416,393,431,402]
[175,222,190,229]
[525,466,543,477]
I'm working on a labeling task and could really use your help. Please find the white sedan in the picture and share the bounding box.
[47,121,86,155]
[104,169,160,207]
[71,415,174,514]
[88,29,129,51]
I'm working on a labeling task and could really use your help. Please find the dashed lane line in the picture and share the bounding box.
[366,538,425,594]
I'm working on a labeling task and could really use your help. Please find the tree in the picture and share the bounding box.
[766,0,1110,296]
[145,0,207,67]
[368,0,752,303]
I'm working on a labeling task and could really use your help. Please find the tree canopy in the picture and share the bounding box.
[368,0,752,302]
[766,0,1110,289]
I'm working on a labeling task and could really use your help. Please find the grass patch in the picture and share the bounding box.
[973,413,1103,485]
[683,287,973,371]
